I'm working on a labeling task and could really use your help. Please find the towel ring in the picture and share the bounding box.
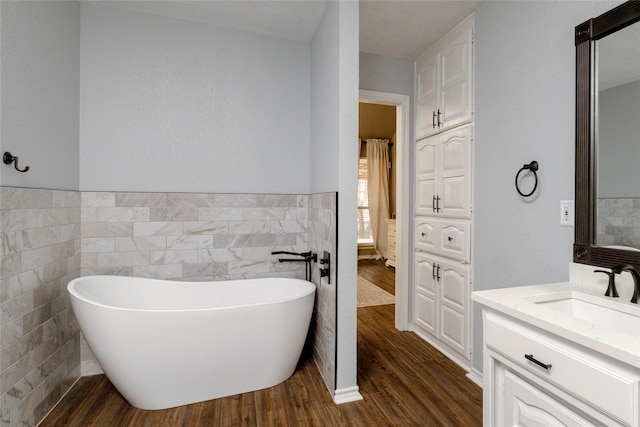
[515,161,538,197]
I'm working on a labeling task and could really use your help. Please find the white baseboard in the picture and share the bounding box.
[466,367,483,388]
[412,328,471,372]
[333,386,363,404]
[81,360,104,376]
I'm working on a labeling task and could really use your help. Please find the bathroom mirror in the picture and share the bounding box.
[574,1,640,269]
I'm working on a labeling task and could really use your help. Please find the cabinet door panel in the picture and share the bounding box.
[416,53,439,140]
[415,252,437,335]
[441,177,469,219]
[438,258,470,357]
[415,219,438,253]
[439,25,473,132]
[441,223,470,262]
[416,293,437,336]
[440,261,468,310]
[440,126,472,219]
[502,368,598,427]
[415,252,437,296]
[416,179,437,216]
[440,305,467,356]
[416,139,438,215]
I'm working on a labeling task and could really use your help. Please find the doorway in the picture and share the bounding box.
[358,90,410,330]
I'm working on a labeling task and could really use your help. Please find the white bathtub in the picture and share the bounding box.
[67,275,316,410]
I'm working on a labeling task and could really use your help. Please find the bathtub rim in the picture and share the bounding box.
[68,275,316,313]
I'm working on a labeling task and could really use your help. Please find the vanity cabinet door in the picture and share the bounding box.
[498,363,601,427]
[483,311,639,427]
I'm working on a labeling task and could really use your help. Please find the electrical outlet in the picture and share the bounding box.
[560,200,574,227]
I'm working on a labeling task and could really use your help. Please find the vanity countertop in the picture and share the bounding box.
[473,280,640,370]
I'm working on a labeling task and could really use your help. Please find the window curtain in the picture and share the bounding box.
[365,139,390,259]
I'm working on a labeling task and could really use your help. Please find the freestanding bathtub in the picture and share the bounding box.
[67,275,316,410]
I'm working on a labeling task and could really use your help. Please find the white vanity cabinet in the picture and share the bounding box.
[415,17,473,140]
[414,251,471,359]
[415,124,472,219]
[483,310,640,427]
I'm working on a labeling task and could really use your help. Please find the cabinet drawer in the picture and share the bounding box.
[388,246,396,261]
[387,221,396,236]
[485,312,637,423]
[415,217,470,262]
[388,237,396,251]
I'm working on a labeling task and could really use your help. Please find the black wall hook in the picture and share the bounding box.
[515,160,538,197]
[3,152,30,172]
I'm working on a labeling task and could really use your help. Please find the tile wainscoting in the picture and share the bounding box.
[0,187,81,427]
[309,193,337,394]
[2,187,340,425]
[80,192,310,280]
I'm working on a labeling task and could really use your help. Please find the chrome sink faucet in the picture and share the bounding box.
[611,265,640,304]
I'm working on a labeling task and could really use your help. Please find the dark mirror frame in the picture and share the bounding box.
[574,1,640,269]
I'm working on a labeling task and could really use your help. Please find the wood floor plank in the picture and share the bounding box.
[358,259,396,295]
[39,304,481,426]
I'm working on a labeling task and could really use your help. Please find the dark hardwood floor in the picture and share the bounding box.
[357,259,395,295]
[40,303,481,426]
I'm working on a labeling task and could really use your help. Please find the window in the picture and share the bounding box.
[357,158,373,243]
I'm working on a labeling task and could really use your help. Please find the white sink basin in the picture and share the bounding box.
[534,293,640,337]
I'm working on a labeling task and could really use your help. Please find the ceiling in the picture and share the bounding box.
[360,0,478,59]
[93,0,479,60]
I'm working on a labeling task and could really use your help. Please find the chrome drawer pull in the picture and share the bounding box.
[525,354,552,370]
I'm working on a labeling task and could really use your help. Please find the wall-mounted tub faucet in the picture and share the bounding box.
[271,251,317,281]
[319,251,330,284]
[611,264,640,304]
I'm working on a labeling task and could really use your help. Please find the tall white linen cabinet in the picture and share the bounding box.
[413,15,474,370]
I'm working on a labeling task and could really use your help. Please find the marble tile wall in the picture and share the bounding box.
[80,192,309,279]
[597,198,640,249]
[308,192,337,394]
[0,187,81,427]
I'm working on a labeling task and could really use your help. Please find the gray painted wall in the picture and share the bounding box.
[80,4,310,194]
[0,1,80,190]
[359,53,414,99]
[472,0,624,372]
[309,0,360,396]
[310,1,360,397]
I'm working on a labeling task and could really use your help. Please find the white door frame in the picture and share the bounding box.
[359,89,410,330]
